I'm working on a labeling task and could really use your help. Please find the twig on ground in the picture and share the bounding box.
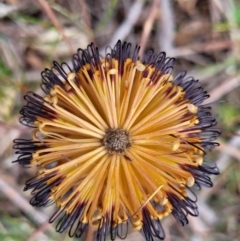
[172,40,232,57]
[0,129,19,156]
[37,0,75,54]
[172,217,190,241]
[198,164,232,205]
[211,0,225,16]
[224,0,240,63]
[0,3,18,18]
[206,75,240,103]
[78,0,94,42]
[79,0,91,29]
[188,215,210,240]
[103,0,144,50]
[158,0,175,54]
[0,174,49,226]
[217,140,240,162]
[86,225,93,241]
[25,221,51,241]
[139,0,159,57]
[164,225,172,241]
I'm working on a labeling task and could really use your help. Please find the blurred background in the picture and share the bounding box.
[0,0,240,240]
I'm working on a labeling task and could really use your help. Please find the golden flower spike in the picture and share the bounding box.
[13,40,220,241]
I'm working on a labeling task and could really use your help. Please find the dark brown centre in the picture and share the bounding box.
[102,128,131,155]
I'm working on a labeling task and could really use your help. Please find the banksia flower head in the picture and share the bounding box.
[13,40,220,241]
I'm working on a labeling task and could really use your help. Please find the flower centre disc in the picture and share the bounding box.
[103,128,131,155]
